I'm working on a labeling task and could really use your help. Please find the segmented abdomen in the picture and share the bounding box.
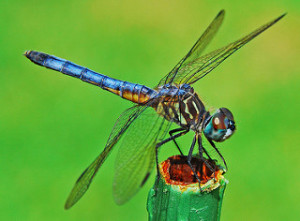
[25,51,156,104]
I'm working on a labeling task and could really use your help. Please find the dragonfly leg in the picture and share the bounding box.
[197,135,204,159]
[155,129,189,178]
[198,136,216,181]
[156,130,189,149]
[155,146,160,181]
[198,136,215,171]
[169,128,186,155]
[207,138,228,171]
[187,135,202,184]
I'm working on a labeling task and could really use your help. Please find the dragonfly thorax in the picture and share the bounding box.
[153,85,207,132]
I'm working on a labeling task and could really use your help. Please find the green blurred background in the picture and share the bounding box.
[0,0,299,220]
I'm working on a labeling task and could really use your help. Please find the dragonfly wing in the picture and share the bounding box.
[64,105,147,209]
[157,10,225,87]
[113,107,171,205]
[169,13,286,86]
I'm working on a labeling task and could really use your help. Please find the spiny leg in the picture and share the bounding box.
[156,129,189,148]
[198,136,217,182]
[187,135,202,183]
[169,128,186,155]
[155,129,189,178]
[207,138,228,171]
[197,135,204,159]
[197,135,215,172]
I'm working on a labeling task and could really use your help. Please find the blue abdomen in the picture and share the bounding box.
[25,51,156,104]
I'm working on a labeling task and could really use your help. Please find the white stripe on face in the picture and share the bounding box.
[223,129,233,140]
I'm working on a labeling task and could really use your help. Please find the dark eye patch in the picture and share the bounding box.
[220,107,234,121]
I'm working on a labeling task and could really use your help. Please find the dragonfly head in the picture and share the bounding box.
[203,108,236,142]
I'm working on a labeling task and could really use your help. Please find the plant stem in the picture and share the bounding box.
[147,155,227,221]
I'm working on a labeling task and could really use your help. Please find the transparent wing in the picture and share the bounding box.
[157,10,225,87]
[158,12,285,86]
[113,107,172,205]
[64,105,147,209]
[180,13,285,85]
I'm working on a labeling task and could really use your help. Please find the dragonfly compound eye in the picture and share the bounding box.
[204,108,236,142]
[212,115,226,130]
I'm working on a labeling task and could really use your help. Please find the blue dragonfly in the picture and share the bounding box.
[25,10,285,209]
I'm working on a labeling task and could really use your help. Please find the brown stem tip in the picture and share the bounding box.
[159,155,225,191]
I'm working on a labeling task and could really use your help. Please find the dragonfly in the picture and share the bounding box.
[25,10,285,209]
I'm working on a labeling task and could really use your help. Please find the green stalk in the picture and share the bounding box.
[147,155,227,221]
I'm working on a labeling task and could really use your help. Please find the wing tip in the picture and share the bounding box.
[64,192,77,210]
[64,202,72,210]
[64,192,80,210]
[216,9,225,20]
[265,12,287,31]
[219,9,225,16]
[113,195,128,206]
[276,12,287,22]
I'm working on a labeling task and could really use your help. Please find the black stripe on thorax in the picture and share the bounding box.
[179,99,192,124]
[187,98,198,119]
